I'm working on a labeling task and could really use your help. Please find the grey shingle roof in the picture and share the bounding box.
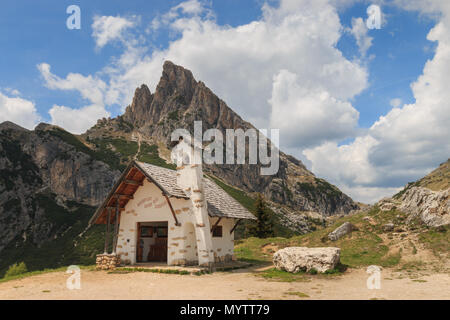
[135,161,256,220]
[135,161,187,198]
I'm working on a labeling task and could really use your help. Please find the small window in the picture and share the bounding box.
[212,226,223,237]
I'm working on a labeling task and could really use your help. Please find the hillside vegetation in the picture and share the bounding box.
[235,206,449,271]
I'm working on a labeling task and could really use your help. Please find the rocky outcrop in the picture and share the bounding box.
[328,222,355,241]
[399,187,449,227]
[123,84,153,127]
[273,247,340,273]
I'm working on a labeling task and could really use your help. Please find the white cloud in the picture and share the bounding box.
[269,69,359,148]
[149,0,212,33]
[174,0,205,15]
[304,2,450,203]
[0,92,40,129]
[37,63,110,133]
[340,185,403,204]
[349,17,373,57]
[38,63,107,106]
[3,88,21,96]
[389,98,402,108]
[92,15,136,49]
[48,104,109,135]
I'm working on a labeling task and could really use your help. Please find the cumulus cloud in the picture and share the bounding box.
[37,63,110,133]
[92,15,136,49]
[304,1,450,203]
[269,70,359,148]
[389,98,402,107]
[3,88,21,96]
[48,104,109,135]
[0,92,40,129]
[349,17,373,57]
[38,63,107,106]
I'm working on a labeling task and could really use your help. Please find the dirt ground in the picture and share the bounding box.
[0,265,448,300]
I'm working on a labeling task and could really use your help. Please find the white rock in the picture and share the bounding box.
[273,247,340,273]
[328,222,354,241]
[399,187,450,227]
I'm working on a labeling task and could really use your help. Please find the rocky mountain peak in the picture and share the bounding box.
[154,60,198,106]
[123,84,153,126]
[0,121,28,132]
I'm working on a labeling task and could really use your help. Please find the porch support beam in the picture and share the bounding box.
[104,208,111,254]
[230,219,242,235]
[112,199,120,254]
[164,194,181,227]
[210,217,222,233]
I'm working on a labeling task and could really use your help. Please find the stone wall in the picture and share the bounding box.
[96,254,121,270]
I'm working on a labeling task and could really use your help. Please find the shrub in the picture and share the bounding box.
[5,262,27,278]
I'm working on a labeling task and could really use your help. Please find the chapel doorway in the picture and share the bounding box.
[136,221,168,263]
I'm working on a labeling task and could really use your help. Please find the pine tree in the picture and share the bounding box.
[248,194,274,238]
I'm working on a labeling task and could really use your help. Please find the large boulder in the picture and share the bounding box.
[328,222,355,241]
[273,247,340,273]
[400,187,450,227]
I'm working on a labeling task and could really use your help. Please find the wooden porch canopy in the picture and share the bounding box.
[88,161,188,226]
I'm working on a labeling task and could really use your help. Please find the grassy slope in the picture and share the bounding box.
[395,159,449,198]
[416,159,449,191]
[235,206,449,268]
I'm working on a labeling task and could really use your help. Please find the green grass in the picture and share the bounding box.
[116,267,192,275]
[46,127,124,171]
[4,262,28,278]
[167,110,179,121]
[91,137,139,170]
[235,207,408,268]
[418,225,450,257]
[284,291,310,298]
[137,143,176,169]
[0,265,95,284]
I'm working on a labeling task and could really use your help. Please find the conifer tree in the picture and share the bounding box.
[248,194,274,238]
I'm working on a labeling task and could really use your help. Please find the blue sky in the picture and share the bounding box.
[0,0,449,203]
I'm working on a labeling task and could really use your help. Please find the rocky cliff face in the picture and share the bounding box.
[114,61,358,216]
[399,187,449,227]
[379,159,450,227]
[0,122,119,254]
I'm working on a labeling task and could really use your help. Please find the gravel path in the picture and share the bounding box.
[1,267,448,300]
